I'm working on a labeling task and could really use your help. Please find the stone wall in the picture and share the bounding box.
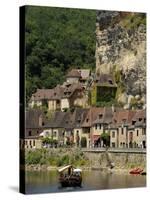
[83,149,146,169]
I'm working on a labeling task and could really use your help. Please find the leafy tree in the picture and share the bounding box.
[25,6,96,102]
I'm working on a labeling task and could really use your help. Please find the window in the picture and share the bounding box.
[29,140,32,146]
[28,131,31,136]
[121,128,124,135]
[142,129,146,135]
[76,130,79,134]
[112,142,115,147]
[139,118,142,121]
[132,121,136,125]
[122,119,126,123]
[112,131,115,138]
[137,130,139,136]
[33,140,35,146]
[108,80,113,85]
[25,141,27,145]
[120,142,122,146]
[95,124,97,130]
[86,118,89,122]
[99,124,101,129]
[99,114,103,119]
[37,130,39,134]
[42,122,45,126]
[77,119,81,123]
[53,131,57,137]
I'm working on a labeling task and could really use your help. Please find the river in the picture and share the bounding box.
[25,170,146,194]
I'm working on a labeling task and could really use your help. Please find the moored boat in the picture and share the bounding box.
[129,168,143,175]
[58,165,82,187]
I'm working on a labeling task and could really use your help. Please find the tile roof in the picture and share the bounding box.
[78,69,91,80]
[111,110,137,127]
[62,83,84,98]
[25,109,46,129]
[81,107,105,127]
[44,111,66,128]
[132,109,146,127]
[66,69,81,78]
[95,74,117,87]
[30,89,53,101]
[93,107,113,125]
[66,69,91,80]
[44,108,88,130]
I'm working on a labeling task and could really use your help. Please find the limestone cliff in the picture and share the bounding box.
[95,11,146,109]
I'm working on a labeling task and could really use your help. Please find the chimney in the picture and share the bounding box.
[112,104,115,113]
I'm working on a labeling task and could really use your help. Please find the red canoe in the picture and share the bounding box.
[129,168,143,175]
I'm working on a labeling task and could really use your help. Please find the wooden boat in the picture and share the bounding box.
[58,165,82,187]
[129,168,143,175]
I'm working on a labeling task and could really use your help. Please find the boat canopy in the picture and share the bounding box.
[73,168,82,172]
[58,165,73,173]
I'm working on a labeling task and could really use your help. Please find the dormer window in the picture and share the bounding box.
[122,119,126,123]
[108,79,113,84]
[77,119,81,123]
[99,114,103,119]
[132,121,136,125]
[114,119,117,123]
[42,122,45,126]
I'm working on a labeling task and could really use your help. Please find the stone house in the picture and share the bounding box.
[131,110,146,148]
[42,111,66,146]
[21,136,42,149]
[91,74,117,105]
[20,109,47,149]
[66,69,81,84]
[61,82,86,111]
[91,107,113,147]
[66,68,91,86]
[109,109,146,148]
[29,86,63,111]
[72,108,89,147]
[29,83,86,112]
[81,107,107,148]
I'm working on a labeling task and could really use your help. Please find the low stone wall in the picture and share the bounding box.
[82,148,146,169]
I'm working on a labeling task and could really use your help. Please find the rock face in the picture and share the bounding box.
[95,11,146,108]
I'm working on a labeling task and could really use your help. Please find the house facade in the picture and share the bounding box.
[20,109,47,149]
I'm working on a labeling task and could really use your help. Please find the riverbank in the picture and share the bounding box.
[21,148,146,173]
[23,164,147,176]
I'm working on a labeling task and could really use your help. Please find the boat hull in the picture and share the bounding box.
[129,168,143,175]
[59,176,82,187]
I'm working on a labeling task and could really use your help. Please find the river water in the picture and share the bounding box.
[25,170,146,194]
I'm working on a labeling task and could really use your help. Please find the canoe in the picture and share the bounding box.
[129,168,143,175]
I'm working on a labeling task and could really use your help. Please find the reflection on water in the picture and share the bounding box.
[25,170,146,194]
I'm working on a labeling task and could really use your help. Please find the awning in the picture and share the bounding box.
[92,135,100,141]
[58,165,73,173]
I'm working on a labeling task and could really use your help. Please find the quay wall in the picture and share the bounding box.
[82,148,146,169]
